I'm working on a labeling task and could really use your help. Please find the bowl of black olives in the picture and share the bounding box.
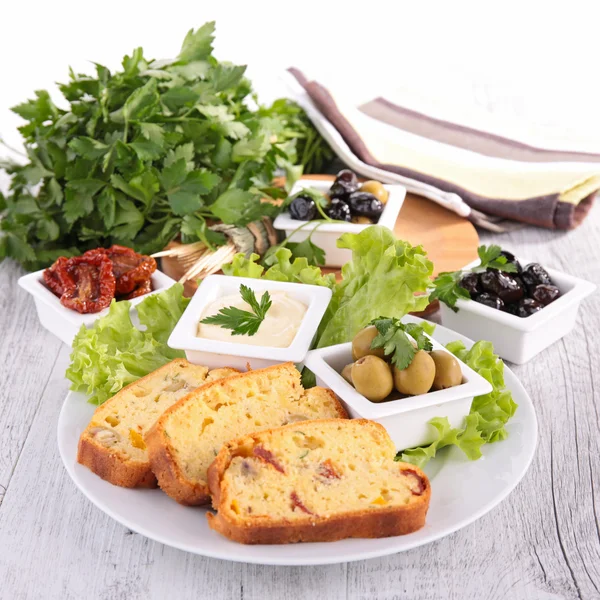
[304,317,493,451]
[439,252,596,364]
[273,170,406,267]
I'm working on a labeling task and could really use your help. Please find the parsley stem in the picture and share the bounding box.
[314,198,334,222]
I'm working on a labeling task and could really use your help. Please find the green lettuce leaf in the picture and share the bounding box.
[223,247,336,288]
[65,284,188,405]
[137,283,191,343]
[398,340,518,467]
[222,252,265,279]
[316,227,433,347]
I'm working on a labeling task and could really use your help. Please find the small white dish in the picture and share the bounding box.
[57,318,537,565]
[439,258,596,364]
[18,268,176,347]
[304,316,492,451]
[167,274,332,370]
[273,178,406,267]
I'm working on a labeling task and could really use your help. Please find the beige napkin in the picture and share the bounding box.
[289,68,599,230]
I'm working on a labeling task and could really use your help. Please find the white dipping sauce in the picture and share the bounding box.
[197,291,307,348]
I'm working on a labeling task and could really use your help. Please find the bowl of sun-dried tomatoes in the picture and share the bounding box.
[18,245,176,347]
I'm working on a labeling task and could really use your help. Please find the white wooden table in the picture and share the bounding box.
[0,209,598,599]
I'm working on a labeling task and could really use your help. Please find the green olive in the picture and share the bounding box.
[359,180,389,204]
[351,215,373,224]
[352,326,385,361]
[351,356,394,402]
[393,350,436,395]
[430,350,462,390]
[341,363,354,384]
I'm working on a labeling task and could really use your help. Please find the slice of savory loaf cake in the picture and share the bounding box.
[206,419,430,544]
[145,362,348,506]
[77,359,238,487]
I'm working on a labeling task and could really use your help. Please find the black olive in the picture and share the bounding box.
[499,250,522,273]
[326,199,352,221]
[480,270,525,304]
[503,302,519,316]
[475,293,504,310]
[289,195,317,221]
[532,284,561,305]
[517,297,544,317]
[459,273,481,298]
[329,169,359,199]
[521,263,552,292]
[514,275,525,289]
[347,192,384,219]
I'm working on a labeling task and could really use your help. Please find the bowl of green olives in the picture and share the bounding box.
[439,255,596,364]
[304,316,493,451]
[273,172,406,267]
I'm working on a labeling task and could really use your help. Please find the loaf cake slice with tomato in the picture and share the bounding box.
[77,359,238,487]
[145,362,348,505]
[207,419,430,544]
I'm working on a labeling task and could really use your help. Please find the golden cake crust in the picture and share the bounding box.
[77,434,158,488]
[144,423,212,504]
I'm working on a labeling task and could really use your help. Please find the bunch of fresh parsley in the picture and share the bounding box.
[200,284,272,336]
[0,22,333,270]
[430,244,517,312]
[370,317,433,370]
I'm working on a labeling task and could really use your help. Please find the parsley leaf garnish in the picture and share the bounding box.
[200,284,272,336]
[369,317,433,370]
[476,244,518,272]
[429,271,471,312]
[430,245,517,312]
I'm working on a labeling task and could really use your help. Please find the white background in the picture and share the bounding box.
[1,0,600,158]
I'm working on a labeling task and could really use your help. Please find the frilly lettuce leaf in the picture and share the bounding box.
[399,340,518,467]
[223,248,336,288]
[66,284,188,405]
[222,252,265,279]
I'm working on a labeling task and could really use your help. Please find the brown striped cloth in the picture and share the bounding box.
[289,68,599,230]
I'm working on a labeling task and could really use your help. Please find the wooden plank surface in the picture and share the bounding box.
[0,208,598,599]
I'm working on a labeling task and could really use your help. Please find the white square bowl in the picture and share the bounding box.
[273,178,406,267]
[18,268,177,347]
[439,258,596,364]
[167,274,332,370]
[304,317,493,452]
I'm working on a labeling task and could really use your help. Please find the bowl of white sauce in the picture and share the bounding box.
[168,275,332,370]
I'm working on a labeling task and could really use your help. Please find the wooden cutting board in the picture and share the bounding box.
[161,176,479,299]
[393,192,479,275]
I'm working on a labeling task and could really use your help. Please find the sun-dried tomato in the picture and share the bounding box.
[43,256,76,297]
[120,278,152,300]
[290,491,313,515]
[400,468,426,496]
[102,245,156,295]
[317,459,341,480]
[60,254,116,314]
[253,446,285,473]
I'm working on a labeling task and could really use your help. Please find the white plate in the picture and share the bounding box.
[57,319,537,566]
